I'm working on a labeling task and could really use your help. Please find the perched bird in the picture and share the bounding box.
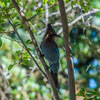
[40,24,60,88]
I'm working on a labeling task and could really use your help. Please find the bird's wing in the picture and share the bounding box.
[40,42,59,64]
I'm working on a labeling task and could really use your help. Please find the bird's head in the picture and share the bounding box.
[43,24,60,40]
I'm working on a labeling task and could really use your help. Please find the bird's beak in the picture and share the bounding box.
[54,34,61,37]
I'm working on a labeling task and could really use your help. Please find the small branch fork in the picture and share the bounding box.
[68,9,100,27]
[37,9,100,35]
[11,0,60,100]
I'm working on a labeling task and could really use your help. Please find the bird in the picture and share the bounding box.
[40,24,60,88]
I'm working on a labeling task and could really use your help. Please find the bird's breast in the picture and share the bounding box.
[41,41,59,64]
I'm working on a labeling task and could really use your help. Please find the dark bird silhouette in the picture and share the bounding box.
[40,24,60,88]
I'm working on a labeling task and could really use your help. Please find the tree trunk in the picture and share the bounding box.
[58,0,76,100]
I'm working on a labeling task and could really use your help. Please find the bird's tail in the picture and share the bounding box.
[51,71,59,88]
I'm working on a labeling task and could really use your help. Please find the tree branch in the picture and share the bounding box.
[1,35,23,47]
[26,5,42,21]
[26,3,56,22]
[11,0,60,100]
[92,24,100,31]
[1,31,14,34]
[26,13,38,21]
[54,9,100,34]
[49,3,81,17]
[58,0,76,100]
[8,19,48,80]
[68,9,100,27]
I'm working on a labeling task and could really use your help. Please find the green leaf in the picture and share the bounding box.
[22,57,29,65]
[0,38,2,47]
[43,0,48,4]
[96,97,100,99]
[16,50,22,56]
[77,88,85,97]
[71,1,75,8]
[27,47,32,51]
[8,64,14,70]
[0,24,4,33]
[26,39,33,44]
[0,1,6,7]
[65,0,70,3]
[0,19,4,24]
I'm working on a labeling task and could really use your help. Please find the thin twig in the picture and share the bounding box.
[68,9,100,27]
[26,3,56,22]
[37,28,46,35]
[27,65,37,77]
[1,35,23,47]
[47,3,57,9]
[8,19,48,80]
[53,9,100,34]
[86,64,91,72]
[1,31,14,34]
[26,5,43,21]
[49,4,81,17]
[26,13,38,21]
[91,24,100,31]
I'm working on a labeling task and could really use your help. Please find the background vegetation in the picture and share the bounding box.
[0,0,100,100]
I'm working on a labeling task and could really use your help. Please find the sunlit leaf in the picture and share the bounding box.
[8,64,14,70]
[0,1,6,7]
[43,0,48,4]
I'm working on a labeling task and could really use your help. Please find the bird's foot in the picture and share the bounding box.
[40,54,44,58]
[45,66,50,70]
